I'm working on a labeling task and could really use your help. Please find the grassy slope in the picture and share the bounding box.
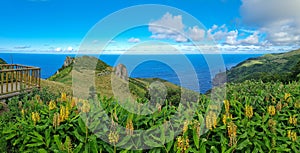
[0,58,7,64]
[225,49,300,82]
[46,56,181,98]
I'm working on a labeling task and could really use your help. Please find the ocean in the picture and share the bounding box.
[0,53,263,93]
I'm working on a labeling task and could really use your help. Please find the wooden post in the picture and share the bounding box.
[1,72,3,94]
[11,71,14,92]
[6,72,8,93]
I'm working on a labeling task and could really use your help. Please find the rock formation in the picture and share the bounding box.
[63,56,74,67]
[113,64,128,81]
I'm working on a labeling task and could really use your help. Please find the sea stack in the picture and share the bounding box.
[113,64,128,81]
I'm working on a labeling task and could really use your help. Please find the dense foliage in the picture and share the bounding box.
[223,49,300,83]
[1,80,299,152]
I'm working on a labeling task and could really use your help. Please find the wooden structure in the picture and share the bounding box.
[0,64,41,99]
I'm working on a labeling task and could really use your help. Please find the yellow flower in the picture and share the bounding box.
[176,136,189,152]
[71,97,78,108]
[59,106,66,122]
[288,115,297,126]
[182,120,189,133]
[125,119,134,136]
[31,112,40,126]
[284,93,291,102]
[224,100,230,113]
[291,131,297,142]
[223,113,233,125]
[287,130,298,142]
[48,100,56,110]
[82,101,90,113]
[61,92,67,102]
[206,111,217,130]
[276,102,282,111]
[245,105,253,119]
[108,131,120,144]
[53,113,60,129]
[287,130,291,138]
[227,122,237,147]
[268,105,276,116]
[21,109,25,117]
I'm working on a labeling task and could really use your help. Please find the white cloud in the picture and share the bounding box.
[55,48,62,52]
[240,0,300,46]
[67,46,73,51]
[225,30,239,45]
[187,26,205,41]
[240,31,260,45]
[149,12,187,42]
[128,37,141,43]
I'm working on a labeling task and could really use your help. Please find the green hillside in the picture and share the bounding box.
[222,49,300,83]
[0,58,7,64]
[48,56,182,100]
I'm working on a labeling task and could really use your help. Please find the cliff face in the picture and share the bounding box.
[113,64,128,81]
[63,56,75,67]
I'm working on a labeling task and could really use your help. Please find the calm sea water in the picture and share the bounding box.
[0,53,262,93]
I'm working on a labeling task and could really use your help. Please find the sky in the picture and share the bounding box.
[0,0,300,54]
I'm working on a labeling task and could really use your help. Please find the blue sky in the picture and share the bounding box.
[0,0,299,54]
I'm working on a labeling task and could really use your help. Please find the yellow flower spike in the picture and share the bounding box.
[276,102,282,111]
[268,105,276,116]
[125,119,134,136]
[61,92,67,102]
[245,105,253,119]
[287,130,291,138]
[288,115,297,126]
[71,97,77,108]
[284,93,291,102]
[294,101,300,108]
[31,112,40,126]
[48,100,56,110]
[182,120,189,133]
[222,115,227,125]
[65,106,70,120]
[212,112,217,129]
[108,131,120,144]
[224,100,230,113]
[21,109,25,117]
[82,101,90,113]
[176,136,189,152]
[59,106,66,122]
[227,122,237,147]
[291,131,297,142]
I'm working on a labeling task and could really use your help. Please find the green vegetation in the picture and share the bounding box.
[0,58,7,64]
[48,56,182,100]
[0,80,299,152]
[223,49,300,83]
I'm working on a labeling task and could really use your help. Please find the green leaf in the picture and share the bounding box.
[211,146,219,153]
[5,132,17,140]
[73,143,83,153]
[32,131,44,141]
[78,118,87,133]
[38,149,48,153]
[89,136,98,153]
[26,142,44,147]
[237,139,252,150]
[193,128,199,149]
[117,136,131,147]
[45,129,51,147]
[144,139,161,147]
[73,129,85,142]
[54,135,63,149]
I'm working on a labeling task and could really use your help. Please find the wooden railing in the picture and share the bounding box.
[0,64,41,96]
